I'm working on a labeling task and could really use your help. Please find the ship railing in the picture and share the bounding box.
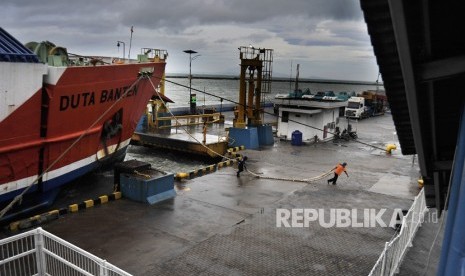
[368,188,428,276]
[155,112,224,130]
[0,227,132,276]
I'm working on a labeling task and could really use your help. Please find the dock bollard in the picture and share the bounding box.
[175,172,189,180]
[418,178,424,188]
[386,144,397,154]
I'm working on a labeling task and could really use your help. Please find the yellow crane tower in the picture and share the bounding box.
[234,46,273,128]
[230,46,274,149]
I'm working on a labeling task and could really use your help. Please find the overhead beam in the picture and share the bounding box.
[421,0,443,210]
[388,0,428,174]
[418,55,465,82]
[434,160,453,171]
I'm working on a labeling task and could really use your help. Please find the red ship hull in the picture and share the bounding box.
[0,61,166,212]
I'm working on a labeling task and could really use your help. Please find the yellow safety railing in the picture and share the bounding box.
[156,113,223,129]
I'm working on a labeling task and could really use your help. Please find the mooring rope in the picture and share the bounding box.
[0,76,144,219]
[148,78,234,161]
[246,168,334,183]
[133,170,151,178]
[148,78,333,184]
[153,76,388,152]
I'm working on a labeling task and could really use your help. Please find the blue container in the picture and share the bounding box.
[257,125,274,146]
[228,127,259,149]
[291,130,303,146]
[120,169,176,205]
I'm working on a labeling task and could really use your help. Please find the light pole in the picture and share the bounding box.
[117,41,126,61]
[183,50,200,114]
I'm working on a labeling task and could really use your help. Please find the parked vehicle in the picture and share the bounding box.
[345,97,366,118]
[275,64,312,100]
[312,91,336,101]
[345,91,387,119]
[333,125,357,141]
[275,88,312,99]
[336,91,355,101]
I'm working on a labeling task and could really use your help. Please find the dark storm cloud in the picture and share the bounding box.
[281,19,370,47]
[0,0,377,81]
[3,0,124,33]
[119,0,362,30]
[214,32,272,45]
[3,0,362,31]
[1,0,364,47]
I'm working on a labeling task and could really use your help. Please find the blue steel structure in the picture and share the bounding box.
[438,106,465,275]
[0,27,39,63]
[360,0,465,274]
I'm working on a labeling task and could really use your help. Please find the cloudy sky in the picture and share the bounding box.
[2,0,379,82]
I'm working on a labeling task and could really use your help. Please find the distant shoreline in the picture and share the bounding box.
[166,74,383,87]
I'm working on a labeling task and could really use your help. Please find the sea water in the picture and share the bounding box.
[163,76,383,107]
[127,76,384,172]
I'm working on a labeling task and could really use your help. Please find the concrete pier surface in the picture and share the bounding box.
[3,114,425,275]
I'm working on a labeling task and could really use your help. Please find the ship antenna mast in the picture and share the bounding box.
[128,26,134,59]
[295,64,300,92]
[289,60,293,91]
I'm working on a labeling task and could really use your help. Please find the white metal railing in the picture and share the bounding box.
[368,188,428,276]
[0,227,132,276]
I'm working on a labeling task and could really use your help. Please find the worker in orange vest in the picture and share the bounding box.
[327,162,349,185]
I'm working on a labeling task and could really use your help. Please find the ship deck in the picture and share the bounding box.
[132,128,228,158]
[1,114,424,275]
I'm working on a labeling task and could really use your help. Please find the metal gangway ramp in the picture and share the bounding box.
[0,227,132,276]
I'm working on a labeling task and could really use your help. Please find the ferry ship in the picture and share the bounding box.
[0,27,167,218]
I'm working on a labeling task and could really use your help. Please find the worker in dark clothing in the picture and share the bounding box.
[327,162,349,185]
[237,156,248,177]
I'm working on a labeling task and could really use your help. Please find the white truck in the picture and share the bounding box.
[345,96,367,119]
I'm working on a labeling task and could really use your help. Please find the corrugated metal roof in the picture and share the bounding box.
[360,0,465,210]
[0,27,39,63]
[360,0,415,155]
